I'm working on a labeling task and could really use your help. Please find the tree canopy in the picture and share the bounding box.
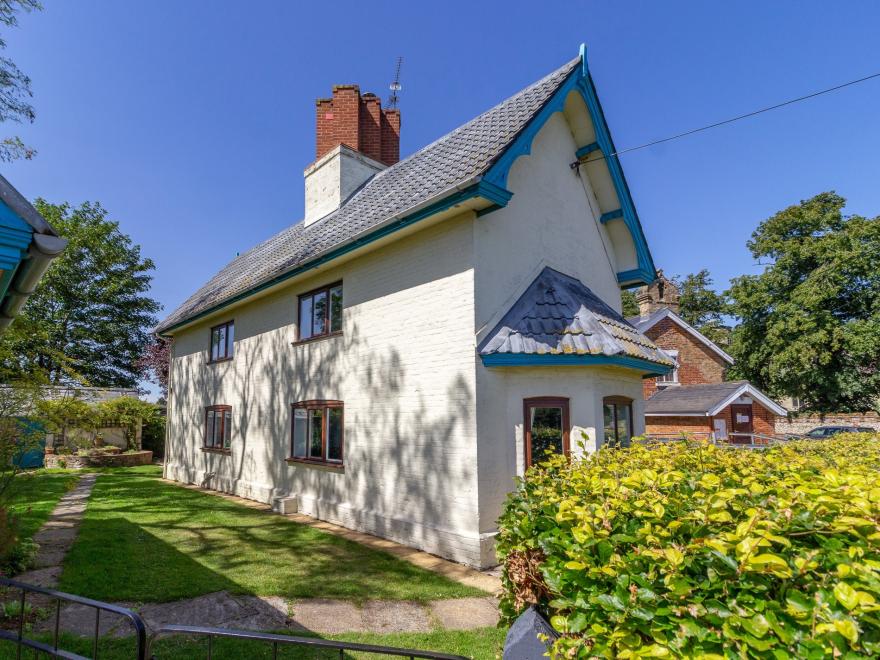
[0,0,41,161]
[0,200,161,388]
[675,270,730,346]
[728,192,880,412]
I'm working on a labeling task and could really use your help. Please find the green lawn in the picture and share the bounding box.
[0,628,504,660]
[59,468,485,603]
[6,471,78,541]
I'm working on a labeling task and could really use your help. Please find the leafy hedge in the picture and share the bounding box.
[497,435,880,658]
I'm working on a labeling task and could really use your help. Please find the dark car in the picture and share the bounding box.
[803,425,876,439]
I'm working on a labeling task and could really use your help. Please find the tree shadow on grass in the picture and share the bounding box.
[59,472,476,604]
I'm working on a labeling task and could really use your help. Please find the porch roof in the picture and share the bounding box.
[645,380,787,417]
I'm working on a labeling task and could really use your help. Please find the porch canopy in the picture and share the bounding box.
[478,267,673,376]
[645,380,787,417]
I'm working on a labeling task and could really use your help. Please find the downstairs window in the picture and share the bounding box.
[205,405,232,451]
[290,400,343,465]
[603,396,633,447]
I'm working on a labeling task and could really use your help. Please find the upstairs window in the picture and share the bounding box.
[656,349,679,386]
[291,400,343,465]
[205,405,232,451]
[604,396,633,448]
[298,283,342,342]
[210,321,235,362]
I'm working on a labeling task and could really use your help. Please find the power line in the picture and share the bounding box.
[584,70,880,161]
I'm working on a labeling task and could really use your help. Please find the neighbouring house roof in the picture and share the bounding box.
[645,380,788,417]
[0,174,68,331]
[478,267,674,374]
[626,307,735,365]
[157,46,658,335]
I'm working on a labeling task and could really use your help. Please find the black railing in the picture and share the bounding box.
[148,625,470,660]
[0,577,147,659]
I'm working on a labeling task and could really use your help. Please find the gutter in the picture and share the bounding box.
[0,232,68,330]
[157,174,490,336]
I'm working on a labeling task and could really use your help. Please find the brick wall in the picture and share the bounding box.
[646,416,713,437]
[643,318,728,398]
[315,85,400,165]
[775,411,880,435]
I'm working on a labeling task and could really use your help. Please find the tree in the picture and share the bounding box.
[675,270,730,346]
[0,0,41,162]
[728,192,880,412]
[0,201,161,388]
[621,290,639,317]
[137,336,172,397]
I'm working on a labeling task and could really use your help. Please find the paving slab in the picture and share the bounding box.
[429,597,499,629]
[288,598,366,634]
[361,600,432,633]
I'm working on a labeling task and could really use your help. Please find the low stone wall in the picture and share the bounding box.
[775,412,880,435]
[44,450,153,469]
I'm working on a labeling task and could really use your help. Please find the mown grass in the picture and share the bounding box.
[59,468,485,603]
[6,471,79,541]
[0,627,504,660]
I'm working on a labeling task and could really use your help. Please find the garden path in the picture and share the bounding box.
[9,472,500,637]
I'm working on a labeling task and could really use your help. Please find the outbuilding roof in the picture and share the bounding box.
[478,267,673,372]
[645,380,787,417]
[627,307,735,365]
[156,57,581,334]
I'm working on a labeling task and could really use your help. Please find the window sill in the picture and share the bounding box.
[202,447,231,455]
[291,332,343,347]
[207,357,233,365]
[286,457,344,472]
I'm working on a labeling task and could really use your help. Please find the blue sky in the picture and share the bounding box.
[4,0,880,316]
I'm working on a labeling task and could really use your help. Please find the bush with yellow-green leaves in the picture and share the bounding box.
[496,434,880,658]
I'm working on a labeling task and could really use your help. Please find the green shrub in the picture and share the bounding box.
[497,434,880,658]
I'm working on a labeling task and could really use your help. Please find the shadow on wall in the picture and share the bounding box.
[169,306,477,560]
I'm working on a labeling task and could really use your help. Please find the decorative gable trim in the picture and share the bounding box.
[638,307,735,365]
[708,383,788,417]
[481,44,656,288]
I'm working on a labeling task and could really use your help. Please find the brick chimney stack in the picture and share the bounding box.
[315,85,401,166]
[636,270,681,317]
[304,84,401,226]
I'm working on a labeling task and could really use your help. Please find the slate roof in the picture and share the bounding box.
[644,381,751,415]
[157,57,582,333]
[478,267,673,366]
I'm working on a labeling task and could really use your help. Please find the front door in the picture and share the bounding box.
[523,397,570,467]
[730,404,753,443]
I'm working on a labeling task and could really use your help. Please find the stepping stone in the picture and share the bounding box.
[430,597,499,630]
[288,599,367,634]
[361,600,432,633]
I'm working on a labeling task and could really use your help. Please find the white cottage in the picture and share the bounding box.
[157,46,673,568]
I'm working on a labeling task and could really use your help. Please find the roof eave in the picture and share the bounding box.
[480,352,672,376]
[156,175,506,336]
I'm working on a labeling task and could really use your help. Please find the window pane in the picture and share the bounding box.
[299,297,313,340]
[309,408,324,459]
[327,407,343,462]
[529,406,563,462]
[213,412,224,447]
[210,328,220,361]
[226,323,235,358]
[313,291,327,336]
[329,286,342,333]
[206,410,215,447]
[293,409,307,457]
[603,404,615,445]
[223,411,232,449]
[216,326,227,359]
[616,404,632,448]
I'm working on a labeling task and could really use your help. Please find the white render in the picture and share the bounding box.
[165,91,650,567]
[303,144,387,225]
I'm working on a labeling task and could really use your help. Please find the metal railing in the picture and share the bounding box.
[0,577,147,659]
[147,625,470,659]
[642,432,789,448]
